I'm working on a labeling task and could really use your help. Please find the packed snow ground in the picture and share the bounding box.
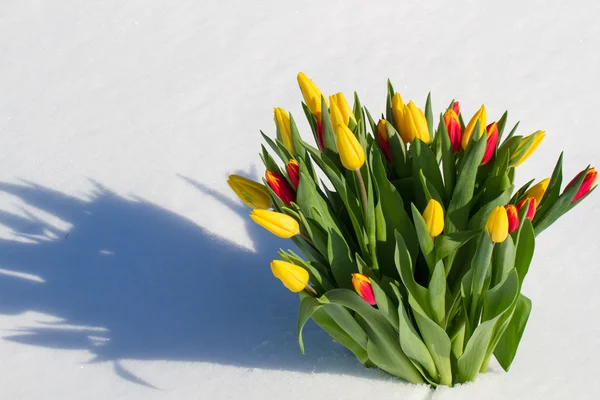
[0,1,599,399]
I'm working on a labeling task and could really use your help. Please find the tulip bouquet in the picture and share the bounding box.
[227,73,597,387]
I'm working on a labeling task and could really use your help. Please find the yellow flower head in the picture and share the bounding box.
[250,209,299,238]
[422,199,444,237]
[297,72,327,116]
[485,206,509,243]
[271,260,309,292]
[462,105,487,149]
[335,124,365,170]
[227,175,271,209]
[273,107,293,155]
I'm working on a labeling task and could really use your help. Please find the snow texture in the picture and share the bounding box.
[0,1,599,399]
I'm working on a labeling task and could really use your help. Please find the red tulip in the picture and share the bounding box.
[265,170,296,206]
[443,109,462,153]
[351,273,376,305]
[287,160,300,189]
[516,197,537,220]
[504,204,520,233]
[452,101,460,116]
[377,119,393,163]
[566,167,597,202]
[482,122,499,165]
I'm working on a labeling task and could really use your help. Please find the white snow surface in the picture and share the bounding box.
[1,1,599,399]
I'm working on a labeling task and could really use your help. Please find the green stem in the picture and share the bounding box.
[354,168,368,221]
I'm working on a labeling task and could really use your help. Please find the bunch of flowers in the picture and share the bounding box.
[227,73,596,386]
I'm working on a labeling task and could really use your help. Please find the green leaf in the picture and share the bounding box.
[327,228,358,289]
[469,232,495,325]
[425,92,433,138]
[494,294,532,371]
[322,289,425,383]
[319,96,338,156]
[394,231,432,317]
[496,111,509,142]
[411,203,436,274]
[501,121,520,145]
[297,293,323,353]
[514,219,535,281]
[435,230,480,262]
[533,152,563,225]
[428,261,446,327]
[411,139,446,206]
[398,300,438,380]
[387,121,409,177]
[410,296,453,386]
[457,270,519,382]
[371,279,399,329]
[491,237,516,288]
[468,184,514,230]
[438,113,456,199]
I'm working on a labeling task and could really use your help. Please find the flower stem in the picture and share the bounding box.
[354,169,368,221]
[297,232,314,246]
[304,285,317,296]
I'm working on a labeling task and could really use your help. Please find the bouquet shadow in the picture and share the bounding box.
[0,176,392,386]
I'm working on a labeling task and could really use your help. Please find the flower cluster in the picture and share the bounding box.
[228,73,597,387]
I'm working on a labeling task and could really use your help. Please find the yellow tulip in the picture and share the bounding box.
[250,209,299,238]
[330,93,355,133]
[461,105,487,149]
[297,72,327,116]
[403,101,430,144]
[485,206,509,243]
[335,123,365,170]
[525,178,550,204]
[422,199,444,237]
[273,107,293,155]
[510,130,545,167]
[227,175,271,209]
[271,260,309,293]
[392,93,408,143]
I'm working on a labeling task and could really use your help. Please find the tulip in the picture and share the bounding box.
[482,122,499,165]
[510,130,545,167]
[517,197,537,220]
[271,260,310,293]
[273,107,293,155]
[287,159,300,189]
[265,170,296,206]
[250,209,300,238]
[391,93,408,143]
[297,72,327,150]
[227,174,272,209]
[330,93,355,134]
[525,178,550,205]
[461,105,487,149]
[376,119,393,163]
[485,206,509,243]
[566,167,597,202]
[351,273,376,305]
[423,199,444,237]
[505,204,520,233]
[335,123,365,170]
[443,109,462,153]
[402,101,430,144]
[452,101,460,116]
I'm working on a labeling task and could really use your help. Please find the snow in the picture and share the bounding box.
[0,1,599,399]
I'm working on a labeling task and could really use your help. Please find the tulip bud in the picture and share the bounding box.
[566,167,598,202]
[461,105,487,149]
[452,101,460,116]
[505,204,520,234]
[335,123,365,170]
[351,273,376,305]
[287,159,300,189]
[297,72,327,117]
[525,178,550,205]
[227,174,272,209]
[250,209,300,238]
[271,260,310,293]
[423,199,444,237]
[443,109,462,153]
[330,93,355,133]
[391,93,408,143]
[273,107,293,155]
[482,122,499,165]
[402,101,430,144]
[485,206,509,243]
[265,170,296,206]
[509,130,545,167]
[516,197,537,220]
[376,119,393,163]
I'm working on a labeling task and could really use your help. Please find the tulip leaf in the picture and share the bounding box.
[320,97,339,157]
[496,111,508,142]
[468,232,494,328]
[438,113,456,199]
[411,138,446,207]
[371,148,418,276]
[435,230,479,263]
[468,184,514,230]
[425,92,434,139]
[364,107,378,137]
[394,231,432,317]
[386,121,410,178]
[410,296,453,386]
[370,278,399,329]
[491,236,516,288]
[321,289,425,384]
[289,113,305,159]
[260,144,283,176]
[327,228,358,290]
[514,218,535,281]
[533,165,590,235]
[353,92,367,138]
[457,269,519,383]
[280,249,335,293]
[501,121,520,145]
[494,294,532,371]
[398,299,439,381]
[428,260,446,327]
[533,152,563,224]
[445,125,486,234]
[410,203,436,275]
[509,178,536,204]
